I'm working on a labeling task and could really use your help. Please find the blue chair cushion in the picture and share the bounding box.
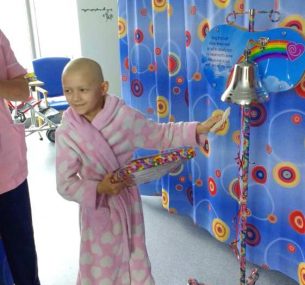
[32,57,70,111]
[47,96,69,111]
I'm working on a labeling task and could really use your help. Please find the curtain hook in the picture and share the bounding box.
[226,11,237,25]
[269,10,281,22]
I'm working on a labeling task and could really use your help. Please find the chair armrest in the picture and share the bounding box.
[29,80,44,89]
[35,86,49,107]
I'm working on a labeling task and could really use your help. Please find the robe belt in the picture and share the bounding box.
[112,190,132,261]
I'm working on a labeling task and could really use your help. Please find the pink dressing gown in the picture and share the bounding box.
[55,94,206,285]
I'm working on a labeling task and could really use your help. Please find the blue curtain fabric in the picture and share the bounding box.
[118,1,305,283]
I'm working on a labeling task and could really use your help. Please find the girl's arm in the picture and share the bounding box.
[125,106,221,150]
[55,129,99,208]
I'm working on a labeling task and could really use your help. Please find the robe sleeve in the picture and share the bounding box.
[0,30,27,79]
[55,127,99,208]
[123,106,207,150]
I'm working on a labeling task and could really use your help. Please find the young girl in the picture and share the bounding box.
[55,57,222,285]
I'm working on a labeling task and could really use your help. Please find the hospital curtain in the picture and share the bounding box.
[118,0,305,283]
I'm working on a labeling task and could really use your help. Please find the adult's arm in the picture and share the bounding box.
[0,75,29,101]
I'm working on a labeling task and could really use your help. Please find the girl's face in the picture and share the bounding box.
[62,70,108,122]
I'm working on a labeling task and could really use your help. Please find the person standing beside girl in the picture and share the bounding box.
[0,29,40,285]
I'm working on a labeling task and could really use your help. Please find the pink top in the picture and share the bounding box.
[0,29,28,194]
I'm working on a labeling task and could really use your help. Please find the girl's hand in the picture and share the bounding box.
[196,114,223,135]
[97,173,135,196]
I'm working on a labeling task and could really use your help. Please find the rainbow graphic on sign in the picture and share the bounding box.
[238,39,305,63]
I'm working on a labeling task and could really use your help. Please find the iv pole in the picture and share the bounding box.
[188,7,280,285]
[226,8,280,285]
[239,9,255,285]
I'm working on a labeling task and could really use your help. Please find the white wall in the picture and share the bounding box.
[32,0,81,60]
[1,0,81,71]
[0,1,33,70]
[76,0,121,96]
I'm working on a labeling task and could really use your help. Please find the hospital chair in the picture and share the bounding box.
[18,56,70,142]
[32,56,70,111]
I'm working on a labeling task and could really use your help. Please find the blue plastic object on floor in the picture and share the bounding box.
[0,239,13,285]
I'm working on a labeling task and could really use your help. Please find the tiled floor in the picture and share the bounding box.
[27,133,79,285]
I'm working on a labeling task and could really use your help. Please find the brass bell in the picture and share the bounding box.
[221,60,269,105]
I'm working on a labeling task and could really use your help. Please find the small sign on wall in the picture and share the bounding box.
[80,6,114,21]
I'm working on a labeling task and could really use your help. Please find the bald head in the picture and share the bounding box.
[61,57,109,121]
[62,57,104,84]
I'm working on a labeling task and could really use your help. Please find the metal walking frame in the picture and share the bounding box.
[8,73,61,142]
